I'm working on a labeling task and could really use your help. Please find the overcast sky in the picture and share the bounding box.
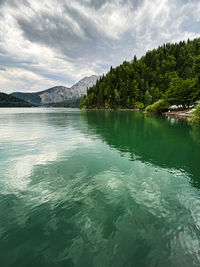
[0,0,200,93]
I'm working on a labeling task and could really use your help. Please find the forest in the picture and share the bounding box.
[0,92,34,107]
[80,38,200,112]
[46,98,81,108]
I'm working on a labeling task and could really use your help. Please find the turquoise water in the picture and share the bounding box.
[0,108,200,267]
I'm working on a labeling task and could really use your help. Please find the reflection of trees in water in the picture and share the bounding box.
[189,125,200,144]
[25,110,200,188]
[83,111,200,189]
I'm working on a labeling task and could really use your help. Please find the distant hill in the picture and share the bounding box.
[80,38,200,109]
[12,87,69,105]
[11,75,99,105]
[0,92,33,107]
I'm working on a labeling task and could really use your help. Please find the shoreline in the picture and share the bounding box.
[163,108,194,118]
[82,107,195,120]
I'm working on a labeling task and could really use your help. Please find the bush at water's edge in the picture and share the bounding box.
[145,99,169,114]
[190,103,200,124]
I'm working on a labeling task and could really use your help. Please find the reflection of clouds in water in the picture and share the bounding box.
[6,133,93,192]
[0,127,44,143]
[92,158,194,221]
[1,121,58,143]
[167,116,179,125]
[107,177,122,190]
[7,151,58,191]
[0,109,93,193]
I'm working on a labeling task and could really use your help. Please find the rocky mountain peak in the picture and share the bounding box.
[11,75,99,104]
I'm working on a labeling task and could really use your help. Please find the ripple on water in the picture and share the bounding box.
[0,108,200,266]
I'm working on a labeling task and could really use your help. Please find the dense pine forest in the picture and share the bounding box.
[80,38,200,111]
[46,98,81,108]
[0,92,34,107]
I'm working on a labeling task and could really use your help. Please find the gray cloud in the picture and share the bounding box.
[17,6,103,59]
[0,0,200,93]
[76,0,142,10]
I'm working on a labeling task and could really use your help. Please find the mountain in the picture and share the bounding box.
[0,92,34,107]
[80,38,200,109]
[11,75,99,105]
[69,75,99,96]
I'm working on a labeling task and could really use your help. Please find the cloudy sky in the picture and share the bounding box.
[0,0,200,93]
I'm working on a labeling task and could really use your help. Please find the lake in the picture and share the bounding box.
[0,108,200,267]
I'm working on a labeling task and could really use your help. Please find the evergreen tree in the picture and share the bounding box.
[80,38,200,110]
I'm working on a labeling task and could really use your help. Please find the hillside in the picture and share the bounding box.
[0,92,33,107]
[45,98,81,108]
[12,75,99,105]
[80,38,200,109]
[12,86,70,105]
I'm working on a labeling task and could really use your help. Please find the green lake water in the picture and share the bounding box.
[0,108,200,267]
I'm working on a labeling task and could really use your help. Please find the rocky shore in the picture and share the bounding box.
[164,108,194,118]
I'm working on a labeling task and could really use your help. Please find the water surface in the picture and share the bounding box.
[0,108,200,267]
